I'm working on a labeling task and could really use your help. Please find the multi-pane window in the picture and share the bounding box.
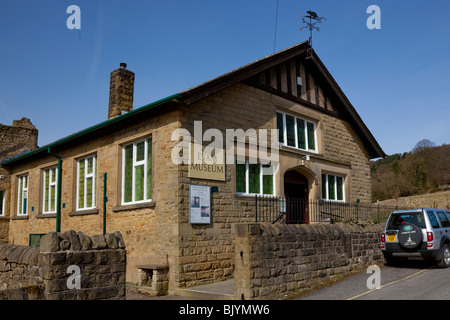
[122,137,152,204]
[277,111,317,152]
[0,190,5,216]
[236,161,275,195]
[43,167,58,214]
[17,174,28,215]
[77,155,96,210]
[322,173,344,201]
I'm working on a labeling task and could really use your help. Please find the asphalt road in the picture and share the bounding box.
[298,260,450,300]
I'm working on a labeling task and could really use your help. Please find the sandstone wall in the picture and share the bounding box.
[0,230,126,300]
[5,111,182,287]
[234,223,384,300]
[322,115,372,204]
[175,83,374,289]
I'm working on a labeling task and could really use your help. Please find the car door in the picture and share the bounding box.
[437,210,450,239]
[427,210,443,246]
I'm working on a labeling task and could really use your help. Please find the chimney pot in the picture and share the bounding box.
[120,62,127,69]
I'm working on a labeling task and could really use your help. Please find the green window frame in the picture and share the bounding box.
[322,173,345,201]
[235,163,246,193]
[122,137,152,204]
[43,167,58,214]
[235,161,275,196]
[17,174,28,216]
[276,112,284,144]
[77,155,96,210]
[276,111,317,152]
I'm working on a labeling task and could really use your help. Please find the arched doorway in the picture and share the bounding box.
[284,170,309,224]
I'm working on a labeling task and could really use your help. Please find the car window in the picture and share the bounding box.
[387,212,426,230]
[427,211,441,228]
[437,211,450,228]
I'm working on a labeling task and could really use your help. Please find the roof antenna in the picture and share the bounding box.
[299,10,326,59]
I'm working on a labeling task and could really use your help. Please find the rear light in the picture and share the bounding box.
[427,231,434,248]
[380,233,385,249]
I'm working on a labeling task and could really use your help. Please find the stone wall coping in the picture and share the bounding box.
[39,230,126,253]
[0,243,40,265]
[236,222,383,237]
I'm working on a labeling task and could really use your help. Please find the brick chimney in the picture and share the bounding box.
[108,63,135,119]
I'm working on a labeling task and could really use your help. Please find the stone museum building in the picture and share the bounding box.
[0,42,384,294]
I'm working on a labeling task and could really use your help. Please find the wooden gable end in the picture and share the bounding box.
[178,43,384,159]
[243,55,339,115]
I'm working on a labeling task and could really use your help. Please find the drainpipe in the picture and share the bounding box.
[103,173,107,235]
[48,147,62,233]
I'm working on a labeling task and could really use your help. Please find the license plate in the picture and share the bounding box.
[387,234,397,242]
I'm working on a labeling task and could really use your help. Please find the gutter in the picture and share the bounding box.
[0,93,182,167]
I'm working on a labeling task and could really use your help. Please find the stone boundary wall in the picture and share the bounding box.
[234,223,384,300]
[0,230,126,300]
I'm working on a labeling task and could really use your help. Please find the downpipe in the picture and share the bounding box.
[47,147,62,233]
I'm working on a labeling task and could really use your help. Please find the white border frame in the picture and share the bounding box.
[121,137,152,205]
[17,174,28,216]
[276,110,318,153]
[76,155,97,210]
[235,161,276,196]
[43,166,58,214]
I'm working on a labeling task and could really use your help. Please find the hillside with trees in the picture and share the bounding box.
[371,139,450,202]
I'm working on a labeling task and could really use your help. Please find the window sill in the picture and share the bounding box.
[279,145,320,158]
[112,201,155,212]
[0,216,10,220]
[12,215,29,220]
[36,213,56,219]
[235,193,276,199]
[68,209,99,217]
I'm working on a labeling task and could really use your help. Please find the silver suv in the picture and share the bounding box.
[381,208,450,267]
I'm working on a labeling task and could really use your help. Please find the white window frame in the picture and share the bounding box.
[322,173,345,202]
[0,190,5,216]
[235,161,276,196]
[121,137,152,205]
[17,174,28,216]
[76,155,97,210]
[277,111,318,153]
[43,166,58,214]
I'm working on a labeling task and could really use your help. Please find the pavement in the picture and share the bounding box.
[126,279,235,300]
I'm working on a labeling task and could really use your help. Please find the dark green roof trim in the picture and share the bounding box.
[1,94,182,167]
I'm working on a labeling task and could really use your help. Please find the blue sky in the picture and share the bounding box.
[0,1,449,156]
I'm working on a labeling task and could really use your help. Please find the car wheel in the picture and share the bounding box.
[437,244,450,268]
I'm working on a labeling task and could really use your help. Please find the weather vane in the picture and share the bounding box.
[300,10,326,59]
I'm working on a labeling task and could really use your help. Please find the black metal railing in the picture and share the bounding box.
[255,196,401,224]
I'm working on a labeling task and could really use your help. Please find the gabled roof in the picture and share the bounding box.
[178,41,384,159]
[1,42,384,167]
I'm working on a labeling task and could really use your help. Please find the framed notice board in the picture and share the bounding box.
[189,185,211,224]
